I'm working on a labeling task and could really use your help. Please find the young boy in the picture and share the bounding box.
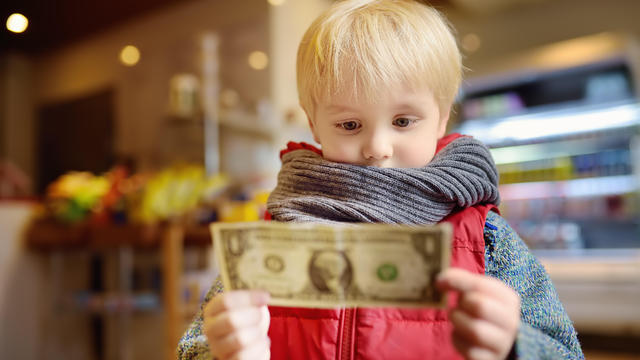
[178,1,584,359]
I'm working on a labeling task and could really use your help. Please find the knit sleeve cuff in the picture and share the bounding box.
[177,277,225,360]
[177,334,212,360]
[513,323,585,360]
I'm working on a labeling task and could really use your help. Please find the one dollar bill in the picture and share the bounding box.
[211,222,451,308]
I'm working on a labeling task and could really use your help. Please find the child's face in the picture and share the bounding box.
[308,83,449,168]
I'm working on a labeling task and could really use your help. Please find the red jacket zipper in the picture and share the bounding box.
[340,308,356,360]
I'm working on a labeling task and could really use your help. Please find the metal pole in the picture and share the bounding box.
[201,32,221,175]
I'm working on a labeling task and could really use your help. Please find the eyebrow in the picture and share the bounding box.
[325,104,357,114]
[324,102,428,115]
[393,102,426,113]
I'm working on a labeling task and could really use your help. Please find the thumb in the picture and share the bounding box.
[248,290,271,307]
[205,290,271,317]
[259,305,271,334]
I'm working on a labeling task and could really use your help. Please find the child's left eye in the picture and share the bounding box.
[393,117,414,127]
[338,121,361,131]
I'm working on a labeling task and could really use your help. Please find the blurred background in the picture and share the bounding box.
[1,0,639,359]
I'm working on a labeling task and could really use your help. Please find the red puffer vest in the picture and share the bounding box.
[266,134,498,360]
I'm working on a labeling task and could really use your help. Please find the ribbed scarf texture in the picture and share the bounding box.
[267,136,500,224]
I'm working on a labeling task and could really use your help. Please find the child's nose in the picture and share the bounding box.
[362,134,393,161]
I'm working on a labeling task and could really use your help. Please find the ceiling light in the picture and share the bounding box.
[248,51,269,70]
[6,13,28,33]
[119,45,140,66]
[462,33,481,53]
[268,0,286,6]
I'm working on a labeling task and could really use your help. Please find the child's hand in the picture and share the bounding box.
[203,290,271,360]
[436,268,520,360]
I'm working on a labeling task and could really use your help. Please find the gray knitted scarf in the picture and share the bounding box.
[267,136,500,224]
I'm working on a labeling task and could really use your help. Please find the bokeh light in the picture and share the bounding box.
[267,0,286,6]
[248,51,269,70]
[6,13,29,33]
[119,45,141,66]
[462,33,482,53]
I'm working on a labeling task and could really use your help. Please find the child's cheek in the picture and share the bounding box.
[397,144,437,168]
[323,142,361,164]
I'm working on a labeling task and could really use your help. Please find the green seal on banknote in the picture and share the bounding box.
[376,263,398,282]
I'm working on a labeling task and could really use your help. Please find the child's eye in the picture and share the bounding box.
[392,117,414,127]
[339,121,361,131]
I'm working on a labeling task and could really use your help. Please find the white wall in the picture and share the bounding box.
[0,202,43,360]
[269,0,331,127]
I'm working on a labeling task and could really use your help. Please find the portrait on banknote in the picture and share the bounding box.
[308,250,353,294]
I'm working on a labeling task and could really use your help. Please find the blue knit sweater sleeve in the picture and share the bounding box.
[177,278,222,360]
[484,211,584,359]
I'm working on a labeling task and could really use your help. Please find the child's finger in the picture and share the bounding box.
[205,290,270,318]
[227,337,271,360]
[458,292,519,332]
[452,336,496,360]
[436,269,518,306]
[204,307,265,339]
[212,325,267,359]
[258,305,270,334]
[450,309,508,354]
[436,268,491,293]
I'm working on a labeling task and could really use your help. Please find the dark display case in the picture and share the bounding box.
[457,58,639,251]
[455,42,640,335]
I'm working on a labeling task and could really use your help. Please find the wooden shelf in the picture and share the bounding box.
[25,219,213,360]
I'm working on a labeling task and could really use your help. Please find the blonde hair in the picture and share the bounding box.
[297,0,461,117]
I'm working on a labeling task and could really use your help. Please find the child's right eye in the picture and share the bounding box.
[338,121,361,131]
